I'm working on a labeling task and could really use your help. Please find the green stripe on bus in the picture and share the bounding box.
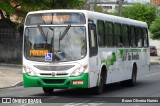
[23,73,89,88]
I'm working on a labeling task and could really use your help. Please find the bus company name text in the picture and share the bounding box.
[128,53,139,60]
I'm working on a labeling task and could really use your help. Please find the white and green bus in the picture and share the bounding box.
[23,10,150,94]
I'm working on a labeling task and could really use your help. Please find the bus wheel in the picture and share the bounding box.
[42,87,54,94]
[121,65,137,87]
[93,73,104,95]
[129,65,137,86]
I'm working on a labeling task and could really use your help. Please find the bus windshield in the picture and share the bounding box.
[24,26,87,62]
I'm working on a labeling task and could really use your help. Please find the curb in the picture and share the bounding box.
[12,81,23,87]
[0,63,22,67]
[0,81,23,89]
[150,62,160,65]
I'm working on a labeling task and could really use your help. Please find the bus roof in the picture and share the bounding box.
[26,9,148,28]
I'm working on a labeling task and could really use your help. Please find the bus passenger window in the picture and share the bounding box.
[105,22,113,47]
[97,20,105,47]
[143,28,149,47]
[130,26,136,47]
[122,24,129,47]
[114,23,122,47]
[136,27,143,47]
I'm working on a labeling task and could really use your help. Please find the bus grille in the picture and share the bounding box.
[34,65,74,71]
[42,79,65,84]
[40,73,68,76]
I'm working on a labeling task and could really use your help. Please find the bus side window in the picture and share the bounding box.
[97,20,105,47]
[88,23,98,57]
[122,24,129,47]
[130,26,136,47]
[105,21,114,47]
[143,28,149,47]
[135,27,143,48]
[114,23,122,47]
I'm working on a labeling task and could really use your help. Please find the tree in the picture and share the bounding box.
[0,0,51,21]
[94,6,105,13]
[150,16,160,40]
[0,0,85,22]
[111,3,157,26]
[51,0,84,9]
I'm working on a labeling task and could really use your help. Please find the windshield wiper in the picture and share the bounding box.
[59,24,71,40]
[37,25,47,41]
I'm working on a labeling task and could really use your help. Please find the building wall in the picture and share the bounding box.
[97,0,150,13]
[150,39,160,56]
[150,0,160,6]
[0,20,23,64]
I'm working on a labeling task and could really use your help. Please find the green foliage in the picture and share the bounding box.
[0,0,14,14]
[111,3,157,26]
[51,0,84,9]
[150,16,160,40]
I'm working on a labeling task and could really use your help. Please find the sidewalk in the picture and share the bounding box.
[0,64,22,88]
[150,56,160,64]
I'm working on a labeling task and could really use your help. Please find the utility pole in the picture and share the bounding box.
[94,0,97,10]
[117,0,123,17]
[85,0,90,10]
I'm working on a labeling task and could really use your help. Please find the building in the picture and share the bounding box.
[91,0,150,13]
[95,0,132,13]
[150,0,160,6]
[128,0,150,3]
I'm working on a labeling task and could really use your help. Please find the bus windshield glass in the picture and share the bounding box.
[26,13,85,25]
[24,26,87,62]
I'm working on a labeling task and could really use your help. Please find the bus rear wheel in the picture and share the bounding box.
[42,87,54,94]
[121,65,137,87]
[128,65,137,86]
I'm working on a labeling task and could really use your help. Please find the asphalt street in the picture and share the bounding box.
[0,64,160,106]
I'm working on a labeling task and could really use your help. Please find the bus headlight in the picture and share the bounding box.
[71,65,88,76]
[23,65,37,76]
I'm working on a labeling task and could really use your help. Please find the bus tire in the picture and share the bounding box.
[42,87,54,94]
[93,72,104,95]
[121,65,137,87]
[129,64,137,86]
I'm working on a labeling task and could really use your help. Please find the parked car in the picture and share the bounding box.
[150,46,157,56]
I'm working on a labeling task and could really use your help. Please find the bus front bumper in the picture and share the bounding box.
[23,73,89,88]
